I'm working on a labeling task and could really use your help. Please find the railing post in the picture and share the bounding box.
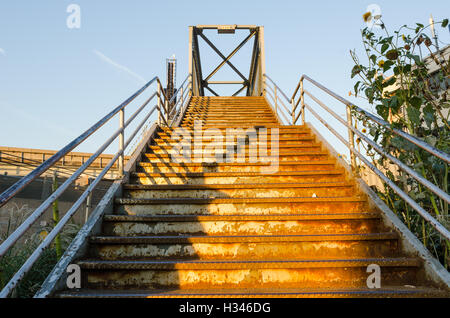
[188,73,193,97]
[85,178,93,222]
[157,81,162,125]
[52,171,62,260]
[180,86,184,108]
[346,105,357,173]
[164,97,169,125]
[119,108,125,176]
[179,86,184,120]
[274,85,278,116]
[291,99,295,125]
[262,75,266,97]
[300,79,305,125]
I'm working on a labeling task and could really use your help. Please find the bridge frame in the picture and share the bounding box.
[188,25,265,97]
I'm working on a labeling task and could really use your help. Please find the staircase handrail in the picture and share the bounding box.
[0,73,192,297]
[266,74,450,241]
[264,73,450,244]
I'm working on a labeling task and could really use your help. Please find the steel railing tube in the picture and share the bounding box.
[157,83,162,125]
[265,84,292,116]
[0,127,122,257]
[346,104,357,171]
[304,103,349,147]
[303,103,450,241]
[0,91,157,258]
[263,72,450,252]
[353,124,450,205]
[124,106,157,148]
[352,148,450,241]
[119,109,125,176]
[303,89,450,205]
[168,83,189,118]
[291,99,295,125]
[265,90,290,124]
[172,88,191,126]
[263,74,291,103]
[0,73,192,297]
[168,74,190,105]
[300,79,305,125]
[0,129,120,257]
[0,147,124,298]
[301,75,450,164]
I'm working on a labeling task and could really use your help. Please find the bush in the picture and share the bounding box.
[350,14,449,268]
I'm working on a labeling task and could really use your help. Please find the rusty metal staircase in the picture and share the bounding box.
[0,25,449,298]
[53,96,446,297]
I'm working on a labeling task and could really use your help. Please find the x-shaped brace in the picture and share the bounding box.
[198,30,257,88]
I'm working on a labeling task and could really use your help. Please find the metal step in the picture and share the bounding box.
[56,287,448,298]
[130,169,347,185]
[74,258,421,290]
[102,212,381,236]
[123,181,352,198]
[88,232,400,260]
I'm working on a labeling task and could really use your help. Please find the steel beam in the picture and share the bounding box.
[247,33,259,96]
[204,31,256,83]
[204,86,219,96]
[198,31,248,83]
[188,25,264,97]
[192,28,204,96]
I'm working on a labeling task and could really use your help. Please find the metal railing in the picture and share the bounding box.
[263,75,293,125]
[0,74,192,297]
[264,73,450,244]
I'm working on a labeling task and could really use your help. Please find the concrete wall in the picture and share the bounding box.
[0,146,130,179]
[0,175,113,236]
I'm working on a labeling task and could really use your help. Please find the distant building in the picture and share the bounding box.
[383,44,449,128]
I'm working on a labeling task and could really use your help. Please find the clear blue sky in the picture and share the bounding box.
[0,0,449,156]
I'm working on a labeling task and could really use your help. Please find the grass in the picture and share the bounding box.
[0,203,80,298]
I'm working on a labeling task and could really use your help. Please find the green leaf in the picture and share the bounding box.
[354,81,360,96]
[366,69,376,79]
[351,65,361,78]
[409,96,422,109]
[383,60,395,72]
[365,87,374,103]
[383,76,396,87]
[389,95,399,111]
[423,104,434,128]
[406,106,421,126]
[442,19,449,28]
[406,53,421,65]
[403,64,412,73]
[381,43,389,54]
[376,104,389,121]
